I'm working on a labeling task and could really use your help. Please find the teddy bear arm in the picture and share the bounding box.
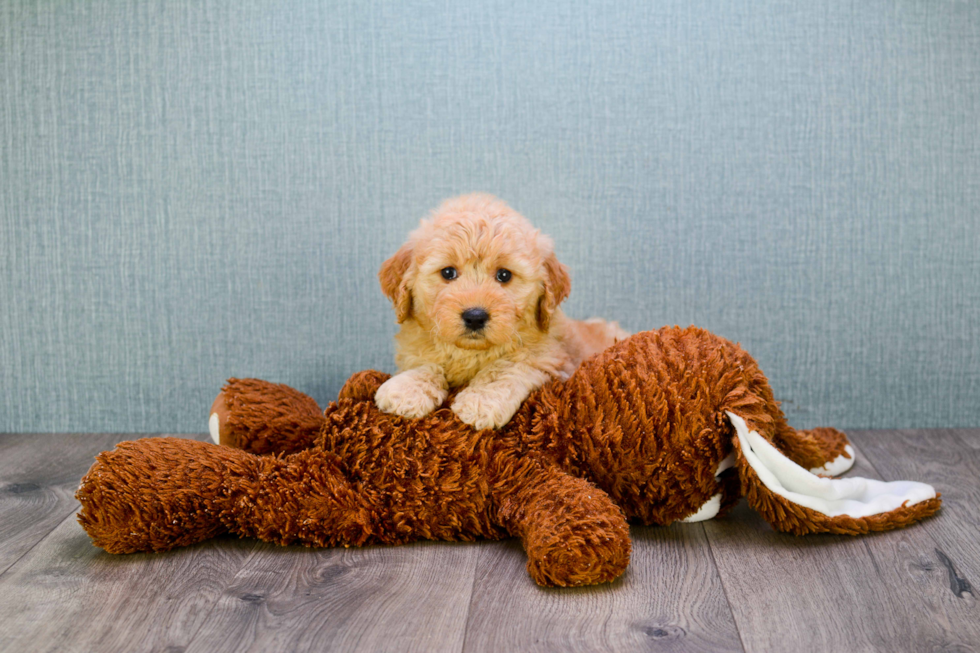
[492,458,631,587]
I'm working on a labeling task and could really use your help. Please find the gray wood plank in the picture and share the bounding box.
[0,433,130,575]
[704,438,980,653]
[0,433,262,653]
[0,515,256,653]
[185,539,481,653]
[850,429,980,576]
[462,525,744,653]
[850,429,980,637]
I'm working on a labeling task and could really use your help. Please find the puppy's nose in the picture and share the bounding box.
[461,307,489,331]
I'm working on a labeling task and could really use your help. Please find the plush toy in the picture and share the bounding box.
[76,326,940,587]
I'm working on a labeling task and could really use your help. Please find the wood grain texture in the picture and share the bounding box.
[185,540,481,653]
[703,437,980,653]
[0,518,256,653]
[0,433,128,575]
[850,429,980,645]
[0,434,257,653]
[462,526,743,653]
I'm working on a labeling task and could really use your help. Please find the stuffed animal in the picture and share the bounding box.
[76,326,940,587]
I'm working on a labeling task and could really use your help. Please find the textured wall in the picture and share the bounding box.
[1,0,978,432]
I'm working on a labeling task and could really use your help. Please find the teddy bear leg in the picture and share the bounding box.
[337,370,392,402]
[78,439,392,554]
[210,378,326,455]
[228,449,395,549]
[77,438,259,553]
[494,460,631,587]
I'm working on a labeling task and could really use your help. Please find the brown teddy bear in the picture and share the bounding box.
[76,326,940,587]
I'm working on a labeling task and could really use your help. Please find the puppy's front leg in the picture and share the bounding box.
[375,365,448,419]
[451,361,551,430]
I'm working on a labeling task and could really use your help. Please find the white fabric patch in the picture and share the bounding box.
[209,413,220,444]
[680,493,722,522]
[715,452,736,476]
[727,412,936,518]
[679,452,736,522]
[809,445,856,476]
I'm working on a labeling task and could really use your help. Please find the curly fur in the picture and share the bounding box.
[375,193,628,429]
[76,327,940,588]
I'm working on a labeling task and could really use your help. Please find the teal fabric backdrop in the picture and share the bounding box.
[1,0,978,432]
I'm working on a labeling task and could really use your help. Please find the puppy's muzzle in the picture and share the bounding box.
[461,307,490,331]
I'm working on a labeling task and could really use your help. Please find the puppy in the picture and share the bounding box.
[375,193,628,430]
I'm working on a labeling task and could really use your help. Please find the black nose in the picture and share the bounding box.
[461,307,489,331]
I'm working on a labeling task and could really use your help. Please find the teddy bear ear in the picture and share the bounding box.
[379,244,414,323]
[536,253,571,331]
[726,412,941,535]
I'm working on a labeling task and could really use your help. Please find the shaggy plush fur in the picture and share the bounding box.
[375,193,628,430]
[76,327,941,587]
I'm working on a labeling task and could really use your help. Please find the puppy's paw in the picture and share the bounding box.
[451,386,524,430]
[375,372,448,419]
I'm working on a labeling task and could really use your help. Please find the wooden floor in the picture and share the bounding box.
[0,429,977,653]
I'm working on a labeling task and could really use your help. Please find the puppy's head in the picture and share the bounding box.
[379,193,571,350]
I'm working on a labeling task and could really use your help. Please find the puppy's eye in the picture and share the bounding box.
[495,269,512,283]
[441,267,458,281]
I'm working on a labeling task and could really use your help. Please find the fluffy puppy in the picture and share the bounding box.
[375,193,628,430]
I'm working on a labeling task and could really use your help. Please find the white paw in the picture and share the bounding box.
[375,373,447,419]
[209,413,221,444]
[678,453,735,522]
[451,387,522,430]
[680,493,723,523]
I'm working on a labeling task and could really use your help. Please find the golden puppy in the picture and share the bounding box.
[375,193,628,429]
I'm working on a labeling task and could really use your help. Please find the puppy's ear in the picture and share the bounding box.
[536,253,571,331]
[379,244,415,323]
